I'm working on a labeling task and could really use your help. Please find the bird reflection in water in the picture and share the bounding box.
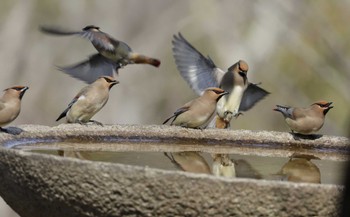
[164,152,211,174]
[57,150,88,160]
[212,154,236,178]
[277,153,321,184]
[165,152,262,179]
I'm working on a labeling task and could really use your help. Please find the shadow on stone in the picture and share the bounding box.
[290,132,323,141]
[0,126,24,135]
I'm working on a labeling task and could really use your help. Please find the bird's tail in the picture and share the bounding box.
[273,105,291,117]
[56,107,70,122]
[129,53,161,67]
[162,115,175,125]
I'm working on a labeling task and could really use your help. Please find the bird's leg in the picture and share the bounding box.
[89,120,104,126]
[233,112,243,119]
[76,120,88,126]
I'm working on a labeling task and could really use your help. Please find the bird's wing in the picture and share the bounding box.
[81,31,122,52]
[238,83,270,111]
[162,106,190,125]
[172,33,224,95]
[57,54,119,84]
[39,25,81,36]
[40,25,123,53]
[291,107,308,120]
[56,98,77,122]
[56,86,90,122]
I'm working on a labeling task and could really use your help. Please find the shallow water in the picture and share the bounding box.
[27,149,346,185]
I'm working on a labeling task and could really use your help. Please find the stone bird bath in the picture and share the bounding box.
[0,124,348,216]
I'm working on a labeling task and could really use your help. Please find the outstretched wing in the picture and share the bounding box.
[57,54,119,84]
[40,25,81,36]
[172,33,224,95]
[239,83,270,111]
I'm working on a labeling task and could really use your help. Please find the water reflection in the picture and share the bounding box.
[233,159,262,179]
[57,150,87,160]
[164,152,321,183]
[164,152,211,174]
[212,154,236,178]
[38,150,345,185]
[277,154,321,184]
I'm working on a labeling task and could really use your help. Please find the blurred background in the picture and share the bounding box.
[0,0,349,216]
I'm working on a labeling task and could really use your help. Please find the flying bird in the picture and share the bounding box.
[163,87,228,129]
[40,25,160,83]
[56,76,118,125]
[172,33,269,128]
[273,101,333,135]
[0,86,29,134]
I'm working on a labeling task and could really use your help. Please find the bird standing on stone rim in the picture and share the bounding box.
[273,101,333,135]
[172,33,269,129]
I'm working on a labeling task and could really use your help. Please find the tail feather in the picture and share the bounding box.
[273,105,293,118]
[56,107,70,122]
[162,115,176,125]
[129,53,161,67]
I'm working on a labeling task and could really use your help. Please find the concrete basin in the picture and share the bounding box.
[0,124,348,216]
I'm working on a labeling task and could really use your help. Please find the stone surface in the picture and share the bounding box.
[0,124,348,216]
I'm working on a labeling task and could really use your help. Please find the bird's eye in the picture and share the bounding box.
[212,89,224,94]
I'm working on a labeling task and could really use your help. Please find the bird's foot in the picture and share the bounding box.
[233,112,243,119]
[89,120,104,126]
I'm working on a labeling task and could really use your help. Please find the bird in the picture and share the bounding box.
[172,33,269,128]
[0,86,29,133]
[163,87,228,129]
[56,76,118,125]
[273,101,333,135]
[40,25,161,84]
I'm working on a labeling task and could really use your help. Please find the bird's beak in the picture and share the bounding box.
[324,103,334,115]
[325,102,333,107]
[221,91,229,96]
[19,86,29,99]
[109,80,119,88]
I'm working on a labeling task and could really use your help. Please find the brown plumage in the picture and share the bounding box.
[56,76,118,124]
[0,86,29,131]
[164,152,211,174]
[273,101,333,135]
[172,33,269,128]
[40,25,160,84]
[163,87,228,129]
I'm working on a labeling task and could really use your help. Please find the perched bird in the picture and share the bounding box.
[0,86,29,133]
[56,76,118,125]
[172,33,269,128]
[273,101,333,135]
[40,25,161,83]
[163,87,228,129]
